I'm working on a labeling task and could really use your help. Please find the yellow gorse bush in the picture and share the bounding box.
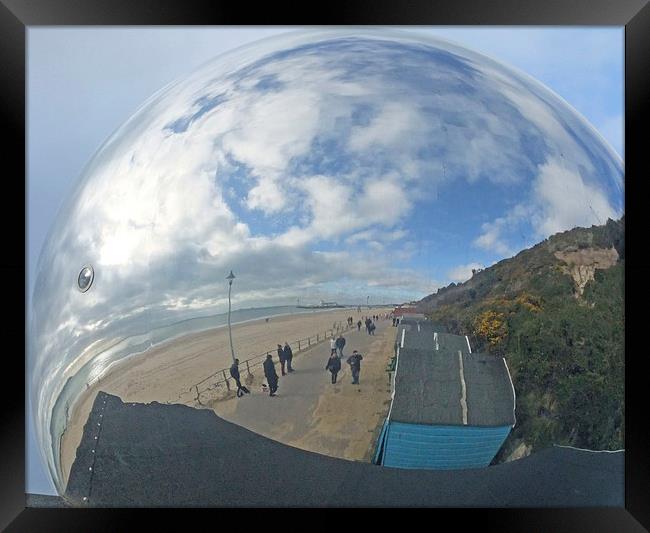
[474,309,508,346]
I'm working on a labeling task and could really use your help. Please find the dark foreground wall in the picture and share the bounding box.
[64,392,623,507]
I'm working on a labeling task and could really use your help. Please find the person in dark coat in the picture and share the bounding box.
[277,344,286,376]
[229,358,250,397]
[283,342,294,373]
[369,322,376,335]
[346,350,363,384]
[263,353,279,396]
[335,334,346,357]
[325,353,342,384]
[357,320,362,331]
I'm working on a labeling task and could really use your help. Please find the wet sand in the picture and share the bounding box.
[61,307,392,489]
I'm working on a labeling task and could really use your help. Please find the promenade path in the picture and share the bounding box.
[209,315,396,462]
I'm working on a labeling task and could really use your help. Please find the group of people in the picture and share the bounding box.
[262,342,294,397]
[364,317,376,335]
[330,334,346,356]
[276,342,294,376]
[229,341,293,398]
[325,333,364,385]
[228,310,391,399]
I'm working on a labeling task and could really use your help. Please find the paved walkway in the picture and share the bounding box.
[212,316,395,460]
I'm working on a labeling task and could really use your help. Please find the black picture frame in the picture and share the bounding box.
[5,0,649,529]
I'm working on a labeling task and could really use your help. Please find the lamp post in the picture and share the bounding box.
[367,295,370,309]
[226,270,236,364]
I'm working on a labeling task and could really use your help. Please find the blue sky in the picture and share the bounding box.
[27,27,623,495]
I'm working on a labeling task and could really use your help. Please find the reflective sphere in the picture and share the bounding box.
[77,265,94,292]
[29,29,623,491]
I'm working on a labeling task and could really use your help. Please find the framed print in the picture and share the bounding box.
[4,0,649,529]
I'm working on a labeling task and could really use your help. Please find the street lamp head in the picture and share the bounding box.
[226,270,236,363]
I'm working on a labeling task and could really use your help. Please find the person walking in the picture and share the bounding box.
[263,353,279,396]
[369,322,376,335]
[347,350,364,384]
[277,344,286,376]
[229,358,250,397]
[335,334,346,357]
[283,341,294,373]
[357,320,362,332]
[330,336,337,356]
[325,352,342,384]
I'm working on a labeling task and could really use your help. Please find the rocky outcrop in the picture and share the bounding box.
[505,440,532,462]
[554,246,619,296]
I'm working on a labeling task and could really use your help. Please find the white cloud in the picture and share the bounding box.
[473,219,514,256]
[473,203,530,257]
[357,177,410,226]
[473,157,620,257]
[495,78,597,173]
[223,88,322,175]
[275,174,411,247]
[447,262,483,283]
[163,296,228,311]
[349,101,426,152]
[531,159,619,236]
[244,177,286,213]
[346,228,407,244]
[367,241,385,252]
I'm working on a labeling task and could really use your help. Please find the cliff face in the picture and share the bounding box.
[416,217,624,460]
[418,216,624,314]
[554,246,619,297]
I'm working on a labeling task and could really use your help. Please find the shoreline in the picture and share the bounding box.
[83,305,357,390]
[60,307,393,489]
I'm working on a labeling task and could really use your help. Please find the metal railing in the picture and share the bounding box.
[186,319,354,405]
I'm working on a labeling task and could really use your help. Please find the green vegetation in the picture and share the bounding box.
[419,217,624,460]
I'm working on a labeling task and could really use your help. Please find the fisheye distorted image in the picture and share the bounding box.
[28,28,624,506]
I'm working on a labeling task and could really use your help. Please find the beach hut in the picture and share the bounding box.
[392,305,420,317]
[374,318,516,469]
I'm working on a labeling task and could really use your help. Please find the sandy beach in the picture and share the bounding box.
[61,307,393,488]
